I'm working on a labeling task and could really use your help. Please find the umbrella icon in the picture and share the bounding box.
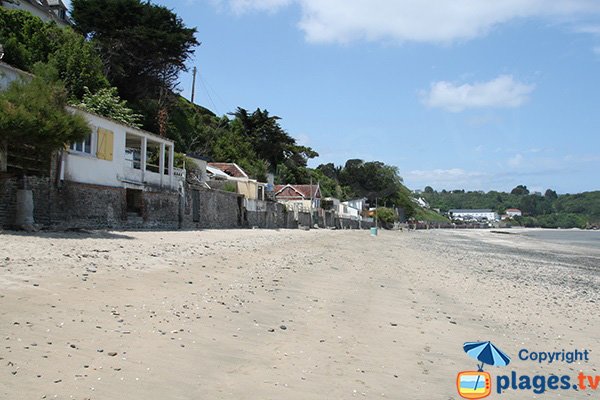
[463,341,511,371]
[463,341,511,394]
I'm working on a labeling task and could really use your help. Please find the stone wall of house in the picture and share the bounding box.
[181,187,242,229]
[0,176,181,230]
[335,217,375,230]
[50,181,126,229]
[246,200,297,229]
[297,211,312,227]
[0,175,54,228]
[1,176,376,231]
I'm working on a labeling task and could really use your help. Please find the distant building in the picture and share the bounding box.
[413,197,430,209]
[1,0,71,27]
[505,208,522,218]
[274,184,321,210]
[448,209,499,222]
[207,162,266,201]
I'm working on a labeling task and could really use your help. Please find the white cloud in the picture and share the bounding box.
[574,25,600,35]
[508,153,524,167]
[216,0,600,44]
[421,75,535,112]
[224,0,292,14]
[406,168,488,182]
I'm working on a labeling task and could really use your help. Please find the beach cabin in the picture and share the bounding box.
[63,106,181,193]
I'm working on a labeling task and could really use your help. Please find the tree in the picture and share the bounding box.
[47,28,109,99]
[511,185,530,195]
[544,189,558,201]
[0,8,59,70]
[229,107,318,170]
[424,186,434,194]
[0,9,108,99]
[376,207,396,228]
[0,66,90,165]
[74,87,142,128]
[71,0,199,102]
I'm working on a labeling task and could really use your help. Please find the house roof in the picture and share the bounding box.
[208,163,248,178]
[0,61,35,78]
[66,106,174,146]
[206,165,230,179]
[274,184,321,199]
[506,208,522,212]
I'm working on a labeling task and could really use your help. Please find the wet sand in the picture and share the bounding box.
[1,228,598,399]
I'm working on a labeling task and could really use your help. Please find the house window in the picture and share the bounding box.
[70,131,94,155]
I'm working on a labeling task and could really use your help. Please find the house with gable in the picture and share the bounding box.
[207,162,266,201]
[274,184,321,211]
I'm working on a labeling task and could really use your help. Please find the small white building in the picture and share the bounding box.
[62,106,182,192]
[448,209,499,222]
[413,197,430,209]
[323,197,361,220]
[1,0,71,26]
[338,201,360,220]
[505,208,522,218]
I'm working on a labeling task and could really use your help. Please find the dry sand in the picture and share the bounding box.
[1,228,599,399]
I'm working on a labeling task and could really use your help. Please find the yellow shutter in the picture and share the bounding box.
[96,128,114,161]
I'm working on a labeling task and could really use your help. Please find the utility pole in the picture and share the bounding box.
[309,176,313,228]
[375,197,378,228]
[190,66,197,104]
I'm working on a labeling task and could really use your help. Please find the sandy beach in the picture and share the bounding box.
[1,228,599,399]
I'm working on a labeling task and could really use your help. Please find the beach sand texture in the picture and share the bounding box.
[1,228,599,399]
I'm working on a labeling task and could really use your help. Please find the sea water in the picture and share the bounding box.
[520,230,600,250]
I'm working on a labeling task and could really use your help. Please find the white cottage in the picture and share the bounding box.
[62,106,182,192]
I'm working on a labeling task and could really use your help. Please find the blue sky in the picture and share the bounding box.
[74,1,600,193]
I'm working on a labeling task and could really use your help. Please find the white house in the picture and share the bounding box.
[338,201,360,220]
[413,197,430,209]
[505,208,522,218]
[448,209,499,222]
[1,0,71,26]
[62,106,182,192]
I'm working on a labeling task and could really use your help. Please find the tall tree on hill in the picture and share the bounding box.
[71,0,199,134]
[230,107,318,171]
[510,184,530,195]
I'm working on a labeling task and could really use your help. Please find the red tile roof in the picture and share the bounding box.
[208,163,248,178]
[274,184,320,199]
